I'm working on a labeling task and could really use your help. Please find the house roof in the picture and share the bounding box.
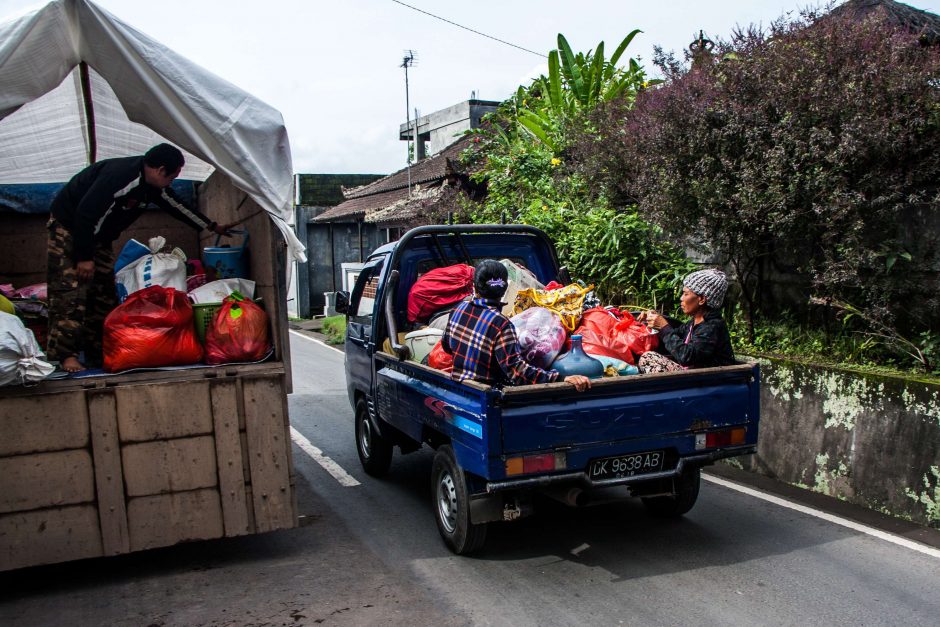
[313,134,474,224]
[829,0,940,42]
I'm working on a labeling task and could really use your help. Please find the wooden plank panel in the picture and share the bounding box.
[0,392,89,456]
[243,376,296,532]
[122,437,218,497]
[0,505,103,572]
[126,489,224,552]
[210,380,252,536]
[115,380,212,442]
[0,450,95,514]
[88,391,130,556]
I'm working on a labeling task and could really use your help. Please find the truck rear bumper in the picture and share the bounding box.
[484,445,756,493]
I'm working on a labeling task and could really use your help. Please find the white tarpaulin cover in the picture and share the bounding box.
[0,0,306,261]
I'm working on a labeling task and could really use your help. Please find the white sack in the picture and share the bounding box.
[188,278,256,304]
[0,312,55,386]
[115,236,187,301]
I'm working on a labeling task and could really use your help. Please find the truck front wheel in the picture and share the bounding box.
[642,468,701,518]
[431,445,487,555]
[355,398,393,477]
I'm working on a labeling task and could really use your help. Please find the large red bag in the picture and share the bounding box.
[103,286,203,372]
[574,307,659,365]
[205,293,271,365]
[407,264,474,323]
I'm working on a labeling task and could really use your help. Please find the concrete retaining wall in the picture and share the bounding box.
[734,357,940,528]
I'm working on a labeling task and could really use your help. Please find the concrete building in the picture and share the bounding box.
[399,99,499,160]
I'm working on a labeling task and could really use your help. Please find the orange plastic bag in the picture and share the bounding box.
[104,286,203,372]
[204,292,271,365]
[427,339,453,373]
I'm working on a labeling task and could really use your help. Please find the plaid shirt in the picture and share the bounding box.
[442,298,559,386]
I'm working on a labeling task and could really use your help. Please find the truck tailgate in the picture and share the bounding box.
[498,364,758,455]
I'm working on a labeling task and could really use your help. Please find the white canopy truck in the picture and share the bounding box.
[0,0,304,571]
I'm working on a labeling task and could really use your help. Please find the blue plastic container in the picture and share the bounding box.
[203,230,249,280]
[551,335,605,379]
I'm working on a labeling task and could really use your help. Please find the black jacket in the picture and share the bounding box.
[659,310,735,368]
[50,156,216,261]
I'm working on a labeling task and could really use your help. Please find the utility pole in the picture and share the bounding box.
[401,50,417,196]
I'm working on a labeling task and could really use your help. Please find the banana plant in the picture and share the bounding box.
[514,31,655,150]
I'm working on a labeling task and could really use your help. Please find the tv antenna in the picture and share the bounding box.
[401,50,418,194]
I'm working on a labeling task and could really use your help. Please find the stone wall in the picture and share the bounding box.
[735,357,940,528]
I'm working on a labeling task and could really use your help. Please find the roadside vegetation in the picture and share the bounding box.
[322,315,346,345]
[454,8,940,378]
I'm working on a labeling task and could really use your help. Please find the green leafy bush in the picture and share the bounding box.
[575,8,940,370]
[459,32,690,312]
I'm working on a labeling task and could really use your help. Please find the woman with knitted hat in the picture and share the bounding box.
[636,268,735,373]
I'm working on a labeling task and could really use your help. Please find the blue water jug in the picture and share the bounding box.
[203,230,249,280]
[552,334,605,379]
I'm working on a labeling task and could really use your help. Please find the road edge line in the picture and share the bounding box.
[703,473,940,559]
[290,426,360,487]
[289,329,345,355]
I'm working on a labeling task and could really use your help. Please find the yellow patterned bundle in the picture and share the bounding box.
[512,283,594,331]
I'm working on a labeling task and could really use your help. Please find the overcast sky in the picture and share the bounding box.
[4,0,940,175]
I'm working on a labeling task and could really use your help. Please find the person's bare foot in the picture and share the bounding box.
[61,355,86,373]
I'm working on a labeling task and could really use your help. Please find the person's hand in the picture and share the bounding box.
[75,260,94,282]
[213,222,240,236]
[644,309,668,330]
[564,374,591,392]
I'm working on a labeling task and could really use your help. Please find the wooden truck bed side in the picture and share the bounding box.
[0,172,296,572]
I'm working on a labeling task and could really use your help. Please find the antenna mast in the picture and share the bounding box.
[401,50,418,195]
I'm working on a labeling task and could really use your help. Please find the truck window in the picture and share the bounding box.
[349,258,385,324]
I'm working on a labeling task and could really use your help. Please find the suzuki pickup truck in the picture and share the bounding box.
[336,224,760,554]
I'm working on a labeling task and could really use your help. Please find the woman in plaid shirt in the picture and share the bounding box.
[442,260,591,392]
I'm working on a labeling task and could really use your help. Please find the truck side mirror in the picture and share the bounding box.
[335,290,350,315]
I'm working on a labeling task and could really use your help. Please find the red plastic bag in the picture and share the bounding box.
[574,307,659,365]
[407,264,474,324]
[104,286,203,372]
[205,293,271,365]
[427,339,453,373]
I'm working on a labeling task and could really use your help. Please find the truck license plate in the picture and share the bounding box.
[589,450,664,480]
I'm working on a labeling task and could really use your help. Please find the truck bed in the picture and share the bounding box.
[373,352,759,484]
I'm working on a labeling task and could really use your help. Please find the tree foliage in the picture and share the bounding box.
[575,9,940,352]
[458,33,692,309]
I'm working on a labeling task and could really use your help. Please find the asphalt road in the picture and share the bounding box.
[2,331,938,626]
[286,331,940,626]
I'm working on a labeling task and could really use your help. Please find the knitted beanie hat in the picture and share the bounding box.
[683,269,728,308]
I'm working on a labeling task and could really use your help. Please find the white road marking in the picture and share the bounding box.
[290,426,360,487]
[289,329,345,355]
[703,473,940,560]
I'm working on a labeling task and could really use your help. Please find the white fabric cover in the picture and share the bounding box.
[0,311,55,386]
[0,0,305,262]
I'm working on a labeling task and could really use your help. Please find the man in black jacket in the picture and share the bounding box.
[46,143,234,372]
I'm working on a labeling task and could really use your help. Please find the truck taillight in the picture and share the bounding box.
[505,451,567,476]
[697,427,747,449]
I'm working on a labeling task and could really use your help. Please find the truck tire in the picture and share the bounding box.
[355,398,393,477]
[642,467,701,518]
[431,445,487,555]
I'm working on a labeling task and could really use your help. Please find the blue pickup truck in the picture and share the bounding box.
[336,225,760,554]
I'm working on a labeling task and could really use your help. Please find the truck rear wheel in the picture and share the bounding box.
[355,398,393,477]
[642,468,700,518]
[431,445,487,555]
